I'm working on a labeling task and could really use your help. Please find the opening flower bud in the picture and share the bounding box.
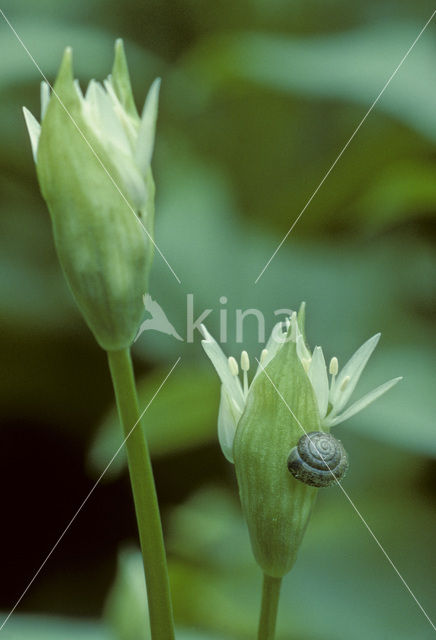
[233,337,320,577]
[23,41,159,350]
[201,304,401,578]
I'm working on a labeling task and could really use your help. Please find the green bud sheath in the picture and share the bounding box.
[233,339,321,578]
[36,48,153,351]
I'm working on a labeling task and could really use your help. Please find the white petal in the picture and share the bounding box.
[330,333,380,413]
[40,81,50,119]
[135,78,160,175]
[325,377,402,427]
[113,153,148,209]
[83,81,147,209]
[296,330,311,363]
[289,311,298,341]
[254,321,286,377]
[73,79,84,103]
[307,346,329,417]
[85,80,131,155]
[83,81,103,131]
[22,107,41,162]
[200,325,245,409]
[217,386,242,463]
[104,77,138,148]
[84,80,98,113]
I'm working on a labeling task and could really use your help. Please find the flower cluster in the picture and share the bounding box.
[201,306,401,462]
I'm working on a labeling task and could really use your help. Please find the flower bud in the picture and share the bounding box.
[201,305,401,578]
[233,336,320,577]
[23,41,159,350]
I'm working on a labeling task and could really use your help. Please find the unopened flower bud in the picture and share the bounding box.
[23,41,159,350]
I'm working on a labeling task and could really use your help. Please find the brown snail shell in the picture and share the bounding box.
[287,431,348,488]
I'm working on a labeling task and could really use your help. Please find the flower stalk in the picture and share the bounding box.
[107,348,175,640]
[258,574,282,640]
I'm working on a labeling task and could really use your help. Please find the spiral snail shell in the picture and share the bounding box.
[287,431,349,487]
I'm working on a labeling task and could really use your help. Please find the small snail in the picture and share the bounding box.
[287,431,348,488]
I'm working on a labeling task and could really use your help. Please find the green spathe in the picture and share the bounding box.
[111,39,140,119]
[234,337,320,578]
[27,43,157,350]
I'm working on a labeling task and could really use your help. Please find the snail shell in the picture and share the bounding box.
[287,431,348,488]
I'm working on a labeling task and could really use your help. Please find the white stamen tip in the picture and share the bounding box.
[302,357,311,373]
[228,356,239,376]
[241,351,250,371]
[260,349,268,365]
[329,357,338,376]
[340,375,351,391]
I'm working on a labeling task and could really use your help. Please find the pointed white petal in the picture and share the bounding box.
[119,153,150,208]
[296,332,311,363]
[83,80,103,132]
[200,325,245,409]
[103,76,124,112]
[135,78,160,175]
[307,346,329,417]
[22,107,41,162]
[217,386,242,463]
[289,311,298,341]
[86,80,131,155]
[104,78,138,147]
[84,79,98,110]
[254,321,286,377]
[73,79,84,102]
[330,333,381,413]
[40,81,50,119]
[326,377,402,427]
[83,82,146,208]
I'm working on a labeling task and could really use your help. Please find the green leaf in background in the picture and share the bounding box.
[182,22,436,141]
[88,365,218,479]
[175,633,229,640]
[0,175,75,332]
[168,487,253,572]
[166,480,436,639]
[354,159,436,229]
[346,345,436,457]
[0,614,113,640]
[103,547,150,640]
[103,547,230,640]
[175,22,436,233]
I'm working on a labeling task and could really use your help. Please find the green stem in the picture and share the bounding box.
[257,574,282,640]
[107,348,175,640]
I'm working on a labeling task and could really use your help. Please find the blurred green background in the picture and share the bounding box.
[0,0,435,638]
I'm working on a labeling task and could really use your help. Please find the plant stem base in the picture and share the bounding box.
[107,348,175,640]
